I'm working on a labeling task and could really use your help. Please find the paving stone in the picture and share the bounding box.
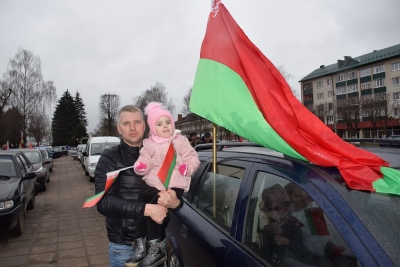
[31,243,58,254]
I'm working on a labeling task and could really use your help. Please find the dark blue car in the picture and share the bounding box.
[166,143,400,267]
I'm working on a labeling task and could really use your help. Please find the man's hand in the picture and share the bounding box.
[144,204,168,224]
[158,189,180,209]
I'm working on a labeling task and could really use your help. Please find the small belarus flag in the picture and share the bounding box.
[157,142,177,189]
[82,166,132,208]
[189,0,400,194]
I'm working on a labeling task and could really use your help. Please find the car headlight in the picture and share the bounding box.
[35,167,44,174]
[0,200,14,210]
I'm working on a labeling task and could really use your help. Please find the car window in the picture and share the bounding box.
[20,155,32,172]
[244,171,357,266]
[90,142,119,156]
[23,151,41,164]
[16,155,27,175]
[192,164,243,231]
[0,156,17,177]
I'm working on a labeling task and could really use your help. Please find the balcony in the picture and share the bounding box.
[304,99,314,105]
[303,88,313,95]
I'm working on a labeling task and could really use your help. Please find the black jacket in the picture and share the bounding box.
[95,140,158,245]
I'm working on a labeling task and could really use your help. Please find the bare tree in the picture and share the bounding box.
[0,80,13,113]
[277,65,299,99]
[181,87,192,116]
[99,94,120,136]
[6,47,56,142]
[337,96,363,138]
[133,82,175,114]
[28,113,49,146]
[313,102,332,125]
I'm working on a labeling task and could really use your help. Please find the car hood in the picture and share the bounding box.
[0,178,19,200]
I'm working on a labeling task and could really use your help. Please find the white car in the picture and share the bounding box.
[82,136,120,182]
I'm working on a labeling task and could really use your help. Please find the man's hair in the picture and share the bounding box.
[189,132,197,137]
[204,132,211,137]
[117,105,143,124]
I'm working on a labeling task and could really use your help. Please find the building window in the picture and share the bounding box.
[328,115,334,122]
[374,78,385,88]
[328,103,333,110]
[348,84,358,93]
[360,68,371,77]
[347,71,358,80]
[361,82,372,90]
[327,79,332,85]
[393,77,400,86]
[316,81,323,88]
[336,74,345,82]
[394,92,400,101]
[348,97,358,106]
[328,91,333,98]
[336,87,346,95]
[374,93,386,101]
[394,108,400,116]
[317,93,324,99]
[392,62,400,71]
[373,64,385,74]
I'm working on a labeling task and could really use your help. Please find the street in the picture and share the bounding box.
[0,156,109,267]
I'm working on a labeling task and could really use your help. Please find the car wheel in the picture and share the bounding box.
[167,241,181,267]
[12,210,25,236]
[47,174,50,183]
[27,189,36,210]
[42,179,47,191]
[89,176,94,182]
[50,166,53,172]
[85,169,89,176]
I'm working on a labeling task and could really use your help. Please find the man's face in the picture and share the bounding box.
[117,111,145,147]
[204,135,211,142]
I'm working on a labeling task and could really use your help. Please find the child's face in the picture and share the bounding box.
[155,115,174,138]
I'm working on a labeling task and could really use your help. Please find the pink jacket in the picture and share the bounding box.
[135,134,200,192]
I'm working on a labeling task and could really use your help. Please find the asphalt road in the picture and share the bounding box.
[0,155,109,267]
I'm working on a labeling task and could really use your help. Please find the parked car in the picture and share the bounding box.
[0,150,36,236]
[68,147,78,159]
[14,149,51,192]
[82,136,120,181]
[53,146,68,156]
[380,135,400,147]
[39,149,53,173]
[52,147,61,159]
[166,142,400,267]
[77,144,86,162]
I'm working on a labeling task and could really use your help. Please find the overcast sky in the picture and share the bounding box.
[1,0,399,133]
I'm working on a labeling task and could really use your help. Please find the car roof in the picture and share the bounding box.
[0,150,21,156]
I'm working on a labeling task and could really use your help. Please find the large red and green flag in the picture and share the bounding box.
[82,166,132,208]
[189,0,400,194]
[157,142,177,189]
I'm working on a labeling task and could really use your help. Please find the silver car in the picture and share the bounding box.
[14,149,51,192]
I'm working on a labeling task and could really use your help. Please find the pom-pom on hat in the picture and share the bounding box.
[145,102,175,137]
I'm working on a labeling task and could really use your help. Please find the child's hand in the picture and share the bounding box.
[178,164,188,176]
[134,162,147,173]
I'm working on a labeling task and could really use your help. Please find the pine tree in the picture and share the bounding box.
[74,92,88,128]
[51,90,79,146]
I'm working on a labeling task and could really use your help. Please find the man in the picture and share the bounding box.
[95,105,181,267]
[188,132,198,147]
[201,132,212,144]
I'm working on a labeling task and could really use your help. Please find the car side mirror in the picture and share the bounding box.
[44,159,52,164]
[82,152,88,156]
[23,172,36,180]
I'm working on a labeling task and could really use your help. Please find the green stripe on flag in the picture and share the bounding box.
[163,154,176,189]
[190,58,306,161]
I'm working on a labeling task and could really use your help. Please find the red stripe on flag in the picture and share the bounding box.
[157,143,176,188]
[82,170,120,208]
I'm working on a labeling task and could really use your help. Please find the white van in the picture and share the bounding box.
[82,136,120,181]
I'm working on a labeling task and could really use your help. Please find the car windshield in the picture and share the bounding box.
[90,142,119,156]
[0,156,16,177]
[23,151,41,164]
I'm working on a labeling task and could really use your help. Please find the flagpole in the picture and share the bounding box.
[211,0,217,218]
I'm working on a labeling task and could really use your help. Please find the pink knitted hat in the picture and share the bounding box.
[145,102,175,137]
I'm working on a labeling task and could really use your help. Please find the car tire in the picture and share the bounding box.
[12,210,25,236]
[50,166,53,172]
[85,169,89,176]
[47,174,50,183]
[167,241,181,267]
[42,180,47,191]
[89,176,94,182]
[27,189,36,210]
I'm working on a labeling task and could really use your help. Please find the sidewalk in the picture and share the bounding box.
[0,156,109,267]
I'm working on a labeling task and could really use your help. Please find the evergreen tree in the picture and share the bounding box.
[74,92,88,128]
[51,90,79,146]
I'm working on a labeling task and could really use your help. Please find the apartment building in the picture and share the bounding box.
[300,44,400,138]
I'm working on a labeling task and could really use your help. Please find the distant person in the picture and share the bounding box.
[201,132,212,144]
[125,102,200,267]
[188,132,198,147]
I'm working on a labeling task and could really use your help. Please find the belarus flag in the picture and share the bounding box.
[189,0,400,194]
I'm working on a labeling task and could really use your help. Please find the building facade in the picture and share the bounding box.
[300,44,400,138]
